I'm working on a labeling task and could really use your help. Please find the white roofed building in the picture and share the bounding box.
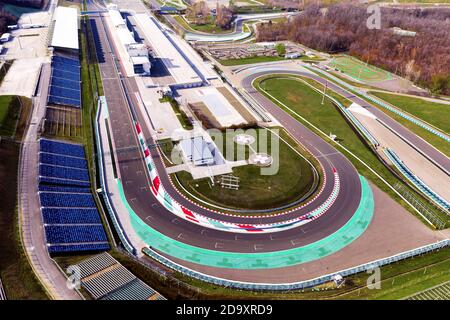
[49,7,79,53]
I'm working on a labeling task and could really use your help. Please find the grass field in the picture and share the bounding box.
[173,128,320,212]
[0,96,20,137]
[255,76,449,228]
[328,56,393,83]
[0,95,31,139]
[219,55,322,66]
[173,15,231,34]
[0,140,48,299]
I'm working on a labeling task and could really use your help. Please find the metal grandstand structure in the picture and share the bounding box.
[75,253,165,300]
[47,56,81,108]
[405,281,450,300]
[0,277,6,300]
[220,174,240,190]
[38,139,110,253]
[394,182,447,230]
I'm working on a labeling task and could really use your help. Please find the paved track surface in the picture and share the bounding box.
[89,3,364,253]
[239,66,450,174]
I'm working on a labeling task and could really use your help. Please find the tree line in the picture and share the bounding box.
[257,3,450,94]
[186,1,234,29]
[0,11,17,34]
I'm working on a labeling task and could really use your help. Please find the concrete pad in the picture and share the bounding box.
[135,77,183,139]
[0,57,48,97]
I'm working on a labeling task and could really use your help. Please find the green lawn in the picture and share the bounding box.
[0,95,21,137]
[328,56,393,83]
[369,92,450,133]
[220,55,286,66]
[256,76,449,228]
[220,55,323,66]
[173,128,320,212]
[0,141,48,299]
[173,15,231,34]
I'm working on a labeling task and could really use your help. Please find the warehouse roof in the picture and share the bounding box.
[51,7,79,50]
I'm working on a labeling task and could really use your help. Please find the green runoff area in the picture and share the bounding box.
[328,55,393,83]
[173,15,232,34]
[0,95,32,141]
[220,55,323,66]
[255,75,450,228]
[0,141,48,299]
[368,91,450,157]
[172,127,321,213]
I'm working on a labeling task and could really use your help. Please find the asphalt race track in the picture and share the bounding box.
[88,1,369,255]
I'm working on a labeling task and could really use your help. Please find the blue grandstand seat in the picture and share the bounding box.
[48,243,110,253]
[40,139,85,158]
[39,192,96,207]
[42,208,102,224]
[48,95,81,108]
[52,55,80,67]
[45,225,108,243]
[39,164,90,181]
[51,68,81,82]
[51,61,80,74]
[50,76,80,89]
[38,185,91,193]
[39,176,91,187]
[39,152,88,169]
[48,243,109,253]
[50,85,80,100]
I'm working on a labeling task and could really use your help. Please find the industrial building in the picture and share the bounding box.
[107,6,151,75]
[133,13,204,88]
[179,137,215,166]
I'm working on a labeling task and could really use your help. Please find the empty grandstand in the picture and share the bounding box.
[47,56,82,108]
[75,253,165,300]
[38,139,110,254]
[406,281,450,300]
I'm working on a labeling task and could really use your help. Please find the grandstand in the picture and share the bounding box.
[47,56,82,108]
[406,281,450,300]
[75,253,166,300]
[38,139,110,254]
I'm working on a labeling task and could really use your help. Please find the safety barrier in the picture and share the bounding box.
[94,97,136,255]
[308,66,450,144]
[143,239,450,290]
[384,148,450,211]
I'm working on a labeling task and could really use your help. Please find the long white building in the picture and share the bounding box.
[50,6,79,52]
[133,13,203,88]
